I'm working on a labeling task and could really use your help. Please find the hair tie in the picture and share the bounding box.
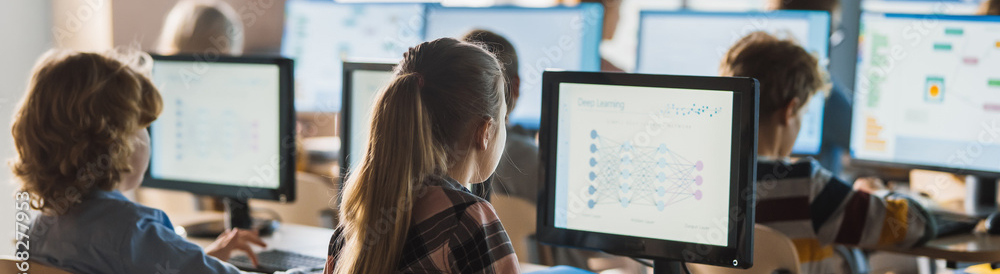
[414,73,425,88]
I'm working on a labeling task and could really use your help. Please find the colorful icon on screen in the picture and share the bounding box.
[925,76,945,103]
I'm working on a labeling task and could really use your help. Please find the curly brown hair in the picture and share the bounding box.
[10,50,163,215]
[720,31,829,117]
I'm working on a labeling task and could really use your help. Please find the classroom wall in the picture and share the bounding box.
[0,0,52,257]
[112,0,288,55]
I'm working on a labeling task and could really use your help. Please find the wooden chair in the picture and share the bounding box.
[686,225,801,274]
[0,257,72,274]
[491,194,540,264]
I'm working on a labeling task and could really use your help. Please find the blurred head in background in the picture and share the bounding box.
[979,0,1000,15]
[462,29,520,121]
[767,0,842,34]
[720,31,829,158]
[157,0,244,55]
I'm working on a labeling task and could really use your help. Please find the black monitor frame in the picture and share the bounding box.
[537,71,759,269]
[339,61,398,186]
[143,54,297,204]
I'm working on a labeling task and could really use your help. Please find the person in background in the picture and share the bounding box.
[12,50,267,274]
[460,29,538,204]
[325,38,519,274]
[157,0,244,55]
[151,0,246,213]
[768,0,853,175]
[979,0,1000,15]
[720,32,936,274]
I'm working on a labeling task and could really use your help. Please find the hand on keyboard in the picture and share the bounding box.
[230,250,326,273]
[207,229,268,267]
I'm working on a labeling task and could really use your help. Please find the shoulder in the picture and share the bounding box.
[412,181,499,225]
[756,158,841,199]
[504,130,539,156]
[756,158,822,180]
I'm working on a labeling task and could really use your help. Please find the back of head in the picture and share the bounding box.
[10,50,163,215]
[335,38,505,274]
[767,0,840,13]
[461,29,519,114]
[157,0,244,55]
[720,31,827,119]
[979,0,1000,15]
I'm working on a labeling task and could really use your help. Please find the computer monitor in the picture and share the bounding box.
[340,61,397,177]
[282,0,425,112]
[424,3,604,129]
[862,0,985,15]
[852,13,1000,215]
[636,10,829,155]
[537,71,758,270]
[145,54,296,229]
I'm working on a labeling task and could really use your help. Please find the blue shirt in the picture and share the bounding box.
[27,190,242,274]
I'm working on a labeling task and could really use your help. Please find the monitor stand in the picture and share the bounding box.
[181,197,280,238]
[965,175,1000,217]
[224,197,254,229]
[652,260,684,274]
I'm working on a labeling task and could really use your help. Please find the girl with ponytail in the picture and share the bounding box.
[324,38,519,274]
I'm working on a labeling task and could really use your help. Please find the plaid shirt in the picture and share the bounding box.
[325,177,520,274]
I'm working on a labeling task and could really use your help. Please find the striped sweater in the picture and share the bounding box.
[756,158,936,273]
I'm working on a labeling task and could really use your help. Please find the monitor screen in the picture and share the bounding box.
[636,10,829,155]
[553,82,735,246]
[148,59,284,190]
[538,72,757,267]
[424,4,604,129]
[852,13,1000,175]
[342,63,396,173]
[282,0,424,112]
[862,0,984,15]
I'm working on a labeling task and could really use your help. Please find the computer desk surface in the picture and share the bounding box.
[177,212,553,271]
[855,231,1000,263]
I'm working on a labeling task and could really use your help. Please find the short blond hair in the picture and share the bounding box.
[720,32,828,117]
[157,0,244,55]
[10,50,163,214]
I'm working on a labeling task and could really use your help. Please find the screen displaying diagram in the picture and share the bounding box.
[553,83,734,247]
[282,1,423,112]
[852,13,1000,173]
[149,61,282,189]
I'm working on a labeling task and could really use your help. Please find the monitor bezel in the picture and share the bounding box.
[340,61,398,187]
[143,54,297,202]
[537,71,758,269]
[849,12,1000,178]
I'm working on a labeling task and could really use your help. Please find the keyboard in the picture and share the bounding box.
[229,250,326,273]
[933,212,981,238]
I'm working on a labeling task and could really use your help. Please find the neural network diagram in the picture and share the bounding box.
[584,129,704,211]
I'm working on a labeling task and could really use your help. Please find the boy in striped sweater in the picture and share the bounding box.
[720,32,936,273]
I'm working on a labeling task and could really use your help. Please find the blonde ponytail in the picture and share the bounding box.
[334,38,505,274]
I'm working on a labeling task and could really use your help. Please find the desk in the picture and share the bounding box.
[861,232,1000,263]
[181,215,555,272]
